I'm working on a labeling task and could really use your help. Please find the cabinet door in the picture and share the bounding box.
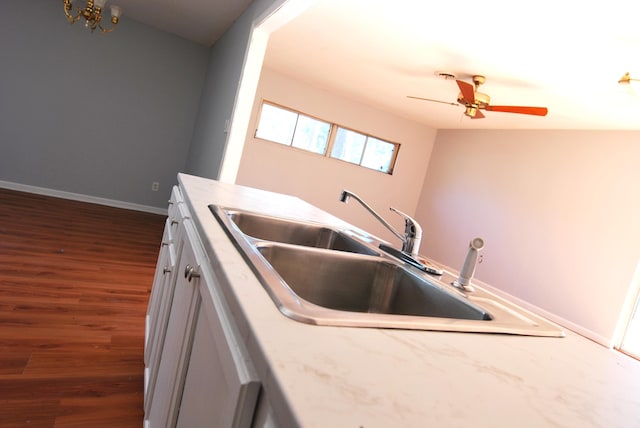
[251,392,279,428]
[145,221,178,410]
[175,222,260,428]
[167,186,184,238]
[145,221,170,405]
[145,202,190,417]
[147,220,199,428]
[145,219,173,365]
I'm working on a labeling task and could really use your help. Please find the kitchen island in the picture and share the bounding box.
[145,173,640,428]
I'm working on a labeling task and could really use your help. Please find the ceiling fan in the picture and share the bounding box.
[408,75,548,119]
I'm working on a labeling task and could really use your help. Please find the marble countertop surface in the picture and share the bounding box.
[178,173,640,428]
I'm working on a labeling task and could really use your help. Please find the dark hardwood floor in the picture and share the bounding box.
[0,188,166,427]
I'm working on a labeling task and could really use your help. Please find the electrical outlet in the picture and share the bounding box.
[151,182,159,192]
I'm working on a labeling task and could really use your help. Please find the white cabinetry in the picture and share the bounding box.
[176,219,260,427]
[144,186,261,428]
[144,187,187,417]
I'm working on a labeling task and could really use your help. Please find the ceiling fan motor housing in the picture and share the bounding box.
[457,91,490,108]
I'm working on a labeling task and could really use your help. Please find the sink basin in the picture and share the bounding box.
[225,209,379,256]
[258,244,490,320]
[210,205,564,337]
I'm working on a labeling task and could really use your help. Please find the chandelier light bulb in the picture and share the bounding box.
[111,5,122,18]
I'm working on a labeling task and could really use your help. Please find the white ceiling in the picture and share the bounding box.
[111,0,253,46]
[112,0,640,130]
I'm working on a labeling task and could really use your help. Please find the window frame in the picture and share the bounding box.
[327,125,400,174]
[254,101,400,175]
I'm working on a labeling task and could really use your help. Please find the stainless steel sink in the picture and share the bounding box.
[258,244,490,320]
[225,209,379,256]
[210,205,565,337]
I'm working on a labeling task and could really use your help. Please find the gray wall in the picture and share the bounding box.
[0,0,208,208]
[186,0,286,179]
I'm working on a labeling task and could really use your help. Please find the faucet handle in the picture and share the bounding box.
[389,207,423,239]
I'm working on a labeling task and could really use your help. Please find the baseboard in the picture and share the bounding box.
[0,180,166,216]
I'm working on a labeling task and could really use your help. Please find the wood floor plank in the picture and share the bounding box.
[0,187,165,427]
[0,399,59,428]
[55,393,143,428]
[0,351,31,375]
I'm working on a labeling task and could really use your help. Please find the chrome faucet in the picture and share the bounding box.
[339,190,422,256]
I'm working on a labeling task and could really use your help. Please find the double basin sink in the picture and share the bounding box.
[210,205,564,337]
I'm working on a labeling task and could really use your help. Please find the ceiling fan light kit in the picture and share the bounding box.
[409,74,549,119]
[618,72,640,85]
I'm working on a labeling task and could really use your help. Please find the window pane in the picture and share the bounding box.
[330,128,366,164]
[255,104,297,146]
[361,137,396,173]
[292,114,331,154]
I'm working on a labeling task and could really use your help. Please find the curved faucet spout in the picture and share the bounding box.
[339,190,422,256]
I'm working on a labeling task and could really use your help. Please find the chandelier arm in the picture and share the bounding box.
[98,15,119,33]
[63,1,81,24]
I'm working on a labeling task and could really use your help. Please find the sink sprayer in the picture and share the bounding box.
[452,238,484,292]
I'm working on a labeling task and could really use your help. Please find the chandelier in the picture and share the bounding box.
[63,0,122,34]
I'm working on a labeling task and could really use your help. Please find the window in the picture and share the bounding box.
[291,114,331,155]
[331,128,398,173]
[331,128,366,165]
[255,102,399,174]
[256,103,330,155]
[255,103,297,146]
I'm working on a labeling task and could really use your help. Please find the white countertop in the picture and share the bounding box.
[178,173,640,428]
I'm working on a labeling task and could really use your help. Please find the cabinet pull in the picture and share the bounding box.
[184,264,200,282]
[163,266,171,274]
[171,218,179,225]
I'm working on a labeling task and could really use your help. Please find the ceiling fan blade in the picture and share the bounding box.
[456,80,475,104]
[471,109,485,119]
[485,105,548,116]
[407,95,458,106]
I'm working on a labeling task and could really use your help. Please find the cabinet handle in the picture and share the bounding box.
[161,241,170,247]
[171,218,179,225]
[163,266,171,274]
[184,264,200,282]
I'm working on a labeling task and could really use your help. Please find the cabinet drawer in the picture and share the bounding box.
[167,185,183,223]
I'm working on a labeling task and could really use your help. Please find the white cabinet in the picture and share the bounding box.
[144,186,261,428]
[250,393,279,428]
[147,219,199,427]
[145,220,173,365]
[145,220,176,373]
[144,187,187,416]
[176,222,260,426]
